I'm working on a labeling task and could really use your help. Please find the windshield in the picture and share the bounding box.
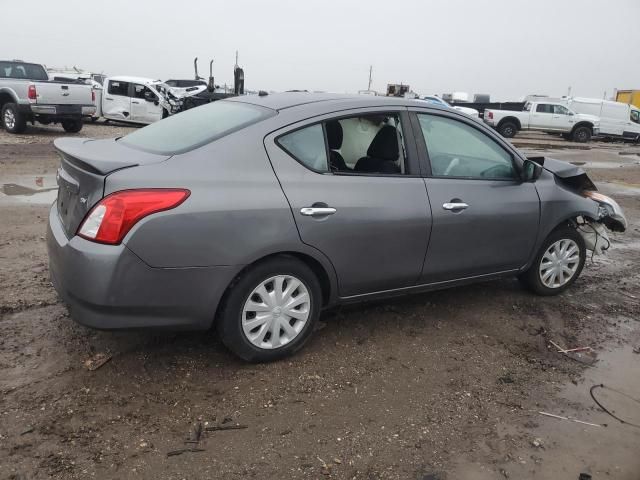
[120,100,276,155]
[0,61,48,81]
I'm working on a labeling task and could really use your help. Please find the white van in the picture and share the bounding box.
[565,97,640,141]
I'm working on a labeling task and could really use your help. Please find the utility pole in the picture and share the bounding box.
[367,65,372,91]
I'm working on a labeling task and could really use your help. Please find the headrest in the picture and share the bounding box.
[326,120,343,150]
[367,125,399,161]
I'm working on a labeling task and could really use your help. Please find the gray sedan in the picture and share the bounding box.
[47,93,627,361]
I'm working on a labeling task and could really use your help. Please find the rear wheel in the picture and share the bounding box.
[572,125,591,143]
[498,121,517,138]
[217,256,322,362]
[61,119,83,133]
[519,226,586,296]
[1,103,27,134]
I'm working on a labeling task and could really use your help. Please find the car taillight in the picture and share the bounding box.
[77,189,190,245]
[91,89,96,102]
[28,85,37,100]
[487,111,493,119]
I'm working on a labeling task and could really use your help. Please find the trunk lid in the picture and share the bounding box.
[35,81,93,106]
[54,137,171,238]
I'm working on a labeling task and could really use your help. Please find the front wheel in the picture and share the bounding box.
[217,256,322,362]
[519,226,586,296]
[61,119,83,133]
[572,126,591,143]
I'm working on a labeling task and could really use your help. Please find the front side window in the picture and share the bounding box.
[108,81,129,96]
[536,104,554,114]
[553,105,570,115]
[417,114,516,180]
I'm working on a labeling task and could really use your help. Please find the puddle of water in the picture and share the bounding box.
[0,174,58,205]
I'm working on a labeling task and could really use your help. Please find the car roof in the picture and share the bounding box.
[226,92,436,112]
[107,76,160,85]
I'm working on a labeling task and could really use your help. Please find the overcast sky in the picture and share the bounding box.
[4,0,639,100]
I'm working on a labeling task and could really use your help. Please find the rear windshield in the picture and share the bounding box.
[120,101,276,155]
[0,61,48,81]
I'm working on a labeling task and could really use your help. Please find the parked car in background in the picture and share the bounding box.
[101,76,206,125]
[564,97,640,142]
[47,93,626,362]
[420,95,480,118]
[484,101,600,142]
[0,60,96,133]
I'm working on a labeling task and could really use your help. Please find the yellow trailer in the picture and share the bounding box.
[616,90,640,109]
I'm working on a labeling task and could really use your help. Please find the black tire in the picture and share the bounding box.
[572,125,591,143]
[498,121,517,138]
[61,119,83,133]
[1,103,27,134]
[217,256,322,362]
[519,225,586,296]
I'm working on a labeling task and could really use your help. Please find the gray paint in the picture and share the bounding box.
[47,93,612,330]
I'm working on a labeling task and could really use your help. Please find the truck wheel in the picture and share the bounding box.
[498,121,517,138]
[61,119,83,133]
[572,126,591,143]
[518,225,586,296]
[1,103,27,134]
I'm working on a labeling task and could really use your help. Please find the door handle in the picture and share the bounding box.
[132,101,140,104]
[443,202,469,211]
[300,207,337,217]
[105,98,113,101]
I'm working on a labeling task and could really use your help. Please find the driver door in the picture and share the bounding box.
[411,110,540,283]
[130,84,163,124]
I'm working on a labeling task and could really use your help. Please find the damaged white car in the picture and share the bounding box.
[101,76,207,125]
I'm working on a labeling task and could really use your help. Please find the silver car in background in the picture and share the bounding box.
[47,93,627,361]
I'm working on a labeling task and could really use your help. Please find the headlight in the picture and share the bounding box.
[582,190,628,231]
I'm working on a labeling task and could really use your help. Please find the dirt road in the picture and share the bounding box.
[1,124,639,479]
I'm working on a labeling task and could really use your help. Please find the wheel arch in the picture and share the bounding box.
[0,89,19,110]
[213,249,339,327]
[571,121,594,133]
[497,116,521,130]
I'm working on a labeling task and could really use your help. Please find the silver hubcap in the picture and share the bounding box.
[539,239,580,288]
[242,275,311,349]
[3,109,15,129]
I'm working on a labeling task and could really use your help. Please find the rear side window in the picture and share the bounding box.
[278,124,328,172]
[108,81,129,96]
[120,100,275,155]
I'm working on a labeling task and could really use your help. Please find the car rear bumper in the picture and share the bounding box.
[46,203,241,330]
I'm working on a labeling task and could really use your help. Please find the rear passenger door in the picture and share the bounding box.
[102,80,131,121]
[264,109,431,298]
[530,103,555,130]
[411,109,540,284]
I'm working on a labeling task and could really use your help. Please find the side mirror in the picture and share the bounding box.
[522,159,543,182]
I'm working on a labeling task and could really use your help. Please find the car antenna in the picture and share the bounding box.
[208,60,214,92]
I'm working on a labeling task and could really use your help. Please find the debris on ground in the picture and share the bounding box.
[633,345,640,354]
[83,352,112,371]
[531,437,544,448]
[539,411,604,428]
[205,424,248,432]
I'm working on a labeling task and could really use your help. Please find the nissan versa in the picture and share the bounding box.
[47,93,627,362]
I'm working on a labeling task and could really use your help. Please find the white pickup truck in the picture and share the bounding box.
[484,101,600,142]
[0,60,96,134]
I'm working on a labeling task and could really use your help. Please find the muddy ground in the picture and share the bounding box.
[0,123,639,480]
